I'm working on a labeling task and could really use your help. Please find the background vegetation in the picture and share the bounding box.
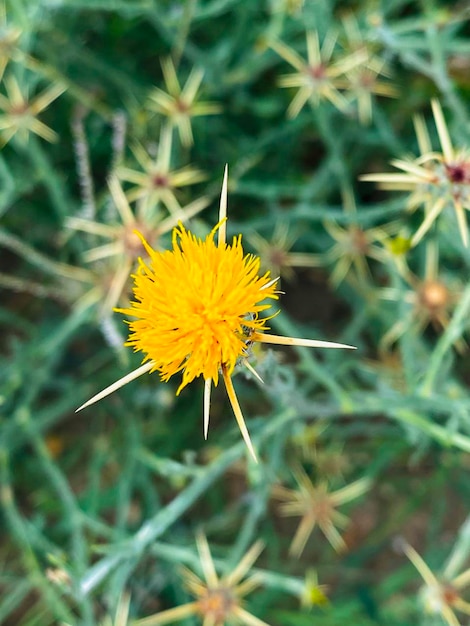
[1,0,470,624]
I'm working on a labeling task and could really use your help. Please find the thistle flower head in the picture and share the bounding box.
[400,540,470,626]
[134,534,268,626]
[147,58,221,147]
[77,167,355,461]
[379,240,463,352]
[116,124,206,215]
[361,100,470,246]
[270,30,366,117]
[319,190,398,287]
[248,222,319,282]
[274,465,371,557]
[336,12,398,124]
[0,75,65,145]
[120,222,278,391]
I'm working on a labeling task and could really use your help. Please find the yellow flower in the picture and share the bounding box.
[134,534,267,626]
[120,223,277,389]
[301,569,329,609]
[361,100,470,247]
[77,168,355,461]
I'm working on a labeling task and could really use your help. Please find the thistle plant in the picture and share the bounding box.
[317,190,397,288]
[116,124,207,215]
[248,222,319,281]
[134,534,267,626]
[378,240,464,352]
[401,540,470,626]
[147,58,221,147]
[0,74,65,144]
[77,169,354,461]
[270,29,366,117]
[336,13,398,124]
[274,465,371,556]
[3,2,470,625]
[361,100,470,247]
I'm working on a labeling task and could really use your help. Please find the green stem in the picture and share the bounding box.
[24,135,73,220]
[147,540,305,597]
[391,408,470,453]
[420,283,470,395]
[19,417,95,622]
[172,0,197,68]
[271,314,351,409]
[444,515,470,579]
[0,450,75,624]
[79,408,296,595]
[423,18,470,135]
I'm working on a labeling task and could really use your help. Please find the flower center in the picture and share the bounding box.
[198,587,236,622]
[307,63,326,82]
[418,280,449,315]
[358,71,376,90]
[123,224,154,259]
[175,98,190,113]
[310,493,334,525]
[269,246,288,268]
[445,161,470,184]
[151,172,170,188]
[350,226,369,255]
[10,102,28,116]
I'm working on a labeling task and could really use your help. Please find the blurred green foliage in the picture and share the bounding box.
[1,0,470,625]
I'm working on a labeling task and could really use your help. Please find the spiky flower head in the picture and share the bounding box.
[361,100,470,247]
[378,240,463,352]
[274,465,371,556]
[147,58,221,147]
[270,30,366,118]
[318,189,399,288]
[336,12,398,124]
[116,124,206,215]
[66,176,209,313]
[0,75,65,145]
[120,222,278,391]
[400,540,470,626]
[248,222,320,282]
[134,534,268,626]
[77,167,355,461]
